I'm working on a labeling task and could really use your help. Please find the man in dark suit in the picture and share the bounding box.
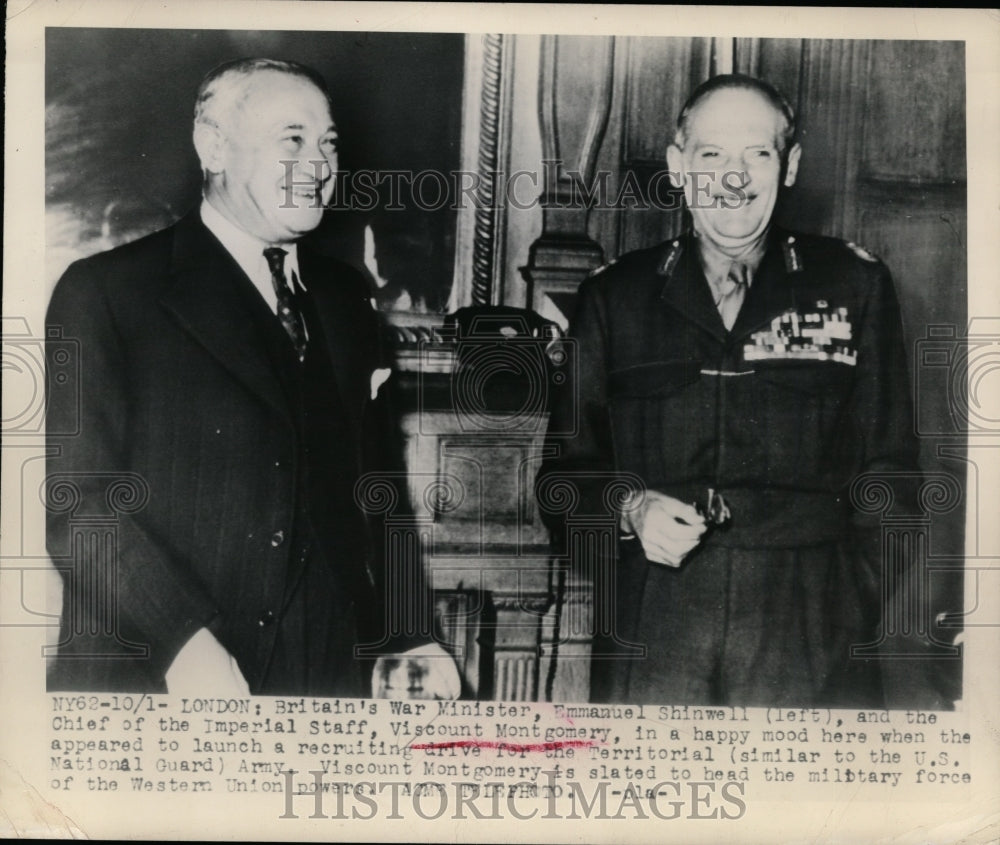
[45,58,458,697]
[539,74,919,707]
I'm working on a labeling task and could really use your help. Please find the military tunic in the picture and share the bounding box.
[539,228,919,707]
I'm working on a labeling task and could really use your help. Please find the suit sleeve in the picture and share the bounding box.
[537,278,623,551]
[46,261,220,688]
[346,282,438,654]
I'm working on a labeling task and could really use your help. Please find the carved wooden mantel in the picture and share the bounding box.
[392,373,591,702]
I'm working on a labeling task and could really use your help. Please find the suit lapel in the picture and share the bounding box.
[297,247,365,441]
[159,213,293,426]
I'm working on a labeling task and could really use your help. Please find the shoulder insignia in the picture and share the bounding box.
[845,241,880,263]
[587,258,618,279]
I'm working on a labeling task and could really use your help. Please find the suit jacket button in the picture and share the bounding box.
[271,530,285,547]
[258,611,276,627]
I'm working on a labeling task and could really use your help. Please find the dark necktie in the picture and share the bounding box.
[717,261,750,331]
[263,247,307,361]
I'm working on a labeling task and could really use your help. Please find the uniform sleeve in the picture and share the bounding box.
[847,259,922,605]
[46,261,219,689]
[536,278,622,549]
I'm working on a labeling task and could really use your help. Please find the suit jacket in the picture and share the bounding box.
[45,211,396,692]
[538,228,921,702]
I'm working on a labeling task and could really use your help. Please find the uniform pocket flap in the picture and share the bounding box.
[754,361,855,394]
[609,361,702,397]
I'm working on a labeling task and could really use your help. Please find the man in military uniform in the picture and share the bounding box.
[538,74,919,707]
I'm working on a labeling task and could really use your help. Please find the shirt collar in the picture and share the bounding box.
[692,227,769,291]
[199,198,305,314]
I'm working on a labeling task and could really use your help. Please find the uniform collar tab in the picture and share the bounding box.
[656,238,684,278]
[782,233,804,273]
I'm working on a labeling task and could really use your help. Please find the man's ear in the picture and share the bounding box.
[783,142,802,187]
[666,144,685,189]
[193,122,226,175]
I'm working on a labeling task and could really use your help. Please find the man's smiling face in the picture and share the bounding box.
[206,70,338,244]
[667,86,800,255]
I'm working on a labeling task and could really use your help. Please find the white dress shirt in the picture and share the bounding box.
[199,198,306,315]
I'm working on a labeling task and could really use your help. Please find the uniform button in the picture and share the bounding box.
[258,611,276,627]
[271,530,285,547]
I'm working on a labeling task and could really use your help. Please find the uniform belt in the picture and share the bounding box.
[660,486,850,550]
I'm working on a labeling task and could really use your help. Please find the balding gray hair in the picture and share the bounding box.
[193,57,332,129]
[674,73,797,154]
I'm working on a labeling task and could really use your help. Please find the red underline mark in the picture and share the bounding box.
[412,740,596,753]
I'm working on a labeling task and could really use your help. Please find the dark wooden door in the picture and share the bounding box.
[755,39,967,707]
